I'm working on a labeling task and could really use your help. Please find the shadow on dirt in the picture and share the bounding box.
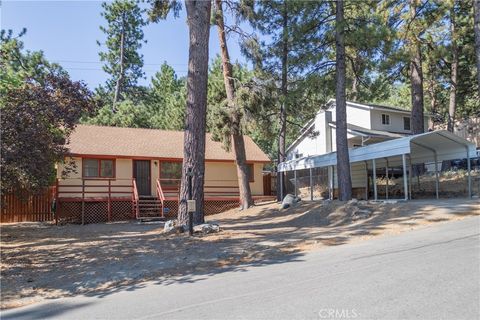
[1,198,478,315]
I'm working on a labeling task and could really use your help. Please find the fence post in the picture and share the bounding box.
[108,179,112,222]
[55,179,59,225]
[372,158,377,201]
[81,179,85,225]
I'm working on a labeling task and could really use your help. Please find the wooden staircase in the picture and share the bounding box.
[133,179,169,221]
[136,196,167,220]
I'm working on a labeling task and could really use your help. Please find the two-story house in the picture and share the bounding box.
[286,99,430,160]
[280,99,475,201]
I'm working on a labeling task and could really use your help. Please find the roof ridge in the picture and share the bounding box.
[76,124,221,137]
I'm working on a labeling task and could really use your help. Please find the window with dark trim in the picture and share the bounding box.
[381,114,390,125]
[160,161,182,186]
[403,117,411,130]
[247,164,254,182]
[82,158,115,178]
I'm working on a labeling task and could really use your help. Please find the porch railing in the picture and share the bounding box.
[56,178,135,222]
[156,179,165,218]
[132,179,139,218]
[157,178,241,199]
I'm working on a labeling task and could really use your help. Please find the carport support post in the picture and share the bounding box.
[402,154,408,200]
[328,166,334,200]
[364,161,368,200]
[385,158,389,200]
[294,169,297,197]
[467,148,472,198]
[372,158,377,201]
[408,156,413,200]
[434,152,439,199]
[309,168,313,201]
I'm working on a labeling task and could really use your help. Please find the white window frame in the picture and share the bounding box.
[381,114,391,126]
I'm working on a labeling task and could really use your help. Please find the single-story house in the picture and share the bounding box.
[55,125,272,223]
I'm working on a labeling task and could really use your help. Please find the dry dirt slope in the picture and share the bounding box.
[1,198,479,309]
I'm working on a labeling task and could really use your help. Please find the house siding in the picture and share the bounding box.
[57,157,265,198]
[57,157,133,198]
[205,162,263,195]
[330,104,371,129]
[370,109,411,133]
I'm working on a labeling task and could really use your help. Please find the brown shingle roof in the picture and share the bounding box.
[67,125,270,162]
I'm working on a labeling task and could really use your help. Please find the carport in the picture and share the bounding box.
[278,130,477,200]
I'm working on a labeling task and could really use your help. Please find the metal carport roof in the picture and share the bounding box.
[278,130,476,172]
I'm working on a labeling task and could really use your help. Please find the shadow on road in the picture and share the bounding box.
[1,198,478,312]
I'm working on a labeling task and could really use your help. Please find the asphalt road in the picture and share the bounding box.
[3,216,479,320]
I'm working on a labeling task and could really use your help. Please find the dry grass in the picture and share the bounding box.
[1,198,479,309]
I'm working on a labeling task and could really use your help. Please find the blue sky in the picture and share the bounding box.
[1,0,249,89]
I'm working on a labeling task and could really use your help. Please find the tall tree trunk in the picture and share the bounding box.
[427,60,437,131]
[409,0,425,135]
[178,0,211,225]
[277,0,288,201]
[448,4,458,133]
[214,0,254,210]
[335,0,352,201]
[474,0,480,96]
[113,19,125,111]
[351,76,358,102]
[350,54,359,101]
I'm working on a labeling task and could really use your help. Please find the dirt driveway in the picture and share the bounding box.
[1,198,479,309]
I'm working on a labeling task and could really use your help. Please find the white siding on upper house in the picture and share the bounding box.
[287,111,329,160]
[286,101,430,161]
[288,127,323,160]
[370,109,429,134]
[370,109,412,133]
[330,104,372,129]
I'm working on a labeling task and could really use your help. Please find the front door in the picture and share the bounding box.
[133,160,151,196]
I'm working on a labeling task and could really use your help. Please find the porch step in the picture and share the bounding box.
[135,197,170,219]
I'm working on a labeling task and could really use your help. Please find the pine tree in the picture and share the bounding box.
[448,0,459,132]
[213,0,254,210]
[148,62,186,130]
[177,0,212,225]
[474,0,480,95]
[98,0,147,109]
[243,0,333,199]
[335,0,352,201]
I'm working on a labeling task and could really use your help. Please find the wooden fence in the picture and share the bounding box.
[1,188,54,223]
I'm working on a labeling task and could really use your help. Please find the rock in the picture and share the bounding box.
[348,198,358,205]
[352,209,372,221]
[357,200,368,205]
[281,194,302,209]
[163,220,186,234]
[383,200,398,204]
[193,223,220,234]
[164,220,176,233]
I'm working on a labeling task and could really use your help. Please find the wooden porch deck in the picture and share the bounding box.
[53,178,275,224]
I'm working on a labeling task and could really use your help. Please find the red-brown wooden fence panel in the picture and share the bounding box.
[1,188,54,223]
